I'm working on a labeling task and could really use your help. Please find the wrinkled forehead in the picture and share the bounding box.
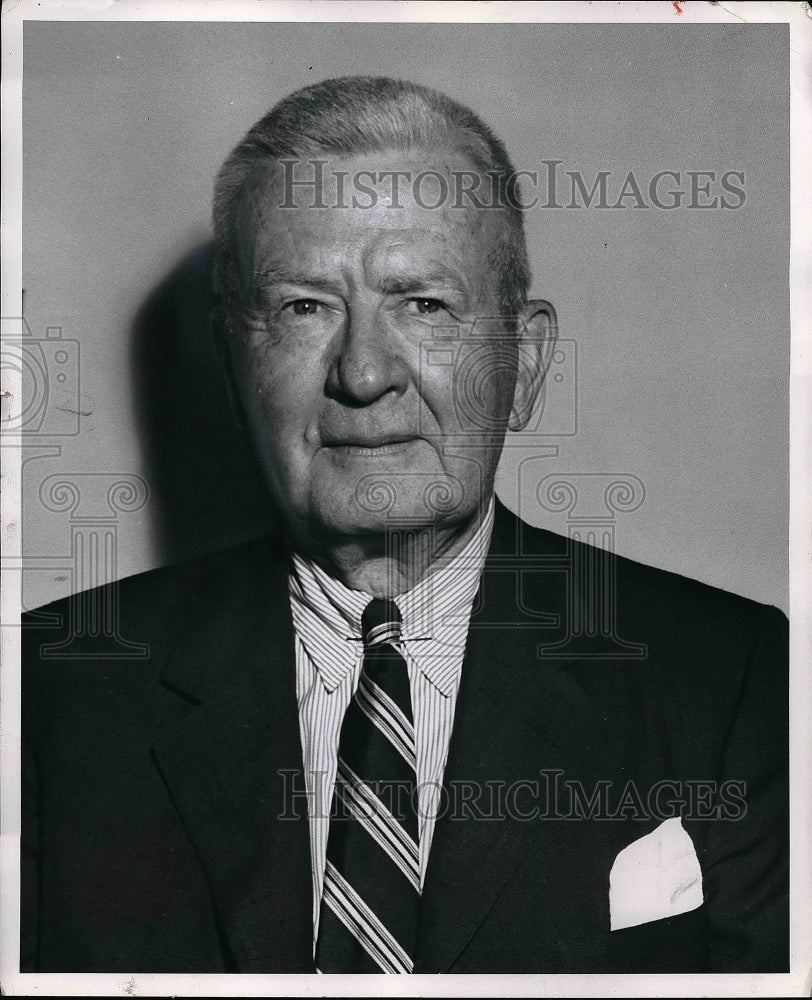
[235,150,504,268]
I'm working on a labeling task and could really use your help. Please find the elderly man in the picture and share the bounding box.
[21,76,788,974]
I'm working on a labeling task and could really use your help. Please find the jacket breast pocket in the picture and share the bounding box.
[557,905,709,973]
[606,904,709,972]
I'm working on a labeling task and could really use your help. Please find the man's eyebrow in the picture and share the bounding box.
[252,266,470,297]
[378,274,468,296]
[252,267,344,295]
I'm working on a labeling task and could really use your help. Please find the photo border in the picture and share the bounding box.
[2,2,809,996]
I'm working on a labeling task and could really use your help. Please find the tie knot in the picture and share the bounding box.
[361,598,402,647]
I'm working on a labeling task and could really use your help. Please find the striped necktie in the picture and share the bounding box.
[315,598,420,973]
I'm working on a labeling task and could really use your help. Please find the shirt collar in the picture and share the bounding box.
[288,497,495,696]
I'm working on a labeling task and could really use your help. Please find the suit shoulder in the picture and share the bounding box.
[515,515,786,640]
[22,533,283,690]
[25,533,277,621]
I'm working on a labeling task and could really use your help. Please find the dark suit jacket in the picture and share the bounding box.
[21,500,788,973]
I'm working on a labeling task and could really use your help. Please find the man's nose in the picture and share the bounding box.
[326,305,409,405]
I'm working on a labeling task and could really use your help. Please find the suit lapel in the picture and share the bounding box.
[149,506,634,973]
[151,537,314,972]
[415,502,618,972]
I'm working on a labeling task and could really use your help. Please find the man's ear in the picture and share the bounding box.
[209,306,246,431]
[508,298,559,432]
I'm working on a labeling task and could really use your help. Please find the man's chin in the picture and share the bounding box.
[306,481,474,541]
[311,505,439,540]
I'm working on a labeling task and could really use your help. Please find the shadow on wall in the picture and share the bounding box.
[132,241,275,567]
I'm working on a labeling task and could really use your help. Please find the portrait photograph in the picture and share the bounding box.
[1,1,809,997]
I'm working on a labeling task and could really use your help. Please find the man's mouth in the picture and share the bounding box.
[322,435,421,457]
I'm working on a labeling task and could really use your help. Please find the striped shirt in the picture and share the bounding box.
[289,497,495,939]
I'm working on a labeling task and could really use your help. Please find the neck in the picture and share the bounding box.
[290,502,492,598]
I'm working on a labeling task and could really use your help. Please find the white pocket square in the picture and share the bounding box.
[609,817,703,931]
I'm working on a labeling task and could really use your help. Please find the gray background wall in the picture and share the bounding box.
[22,21,789,611]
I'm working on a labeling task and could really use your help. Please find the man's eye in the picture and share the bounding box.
[285,300,321,316]
[409,298,446,315]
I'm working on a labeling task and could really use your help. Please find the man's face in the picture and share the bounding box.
[227,151,533,546]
